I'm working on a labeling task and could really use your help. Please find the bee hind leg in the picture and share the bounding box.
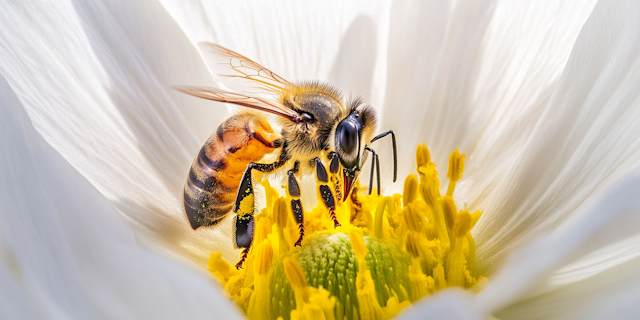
[233,158,287,268]
[287,161,305,247]
[315,157,340,228]
[233,214,254,269]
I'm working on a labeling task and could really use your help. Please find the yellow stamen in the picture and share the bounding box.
[403,174,419,205]
[416,143,431,168]
[284,258,337,320]
[349,229,367,265]
[439,196,457,249]
[248,240,273,320]
[405,232,421,259]
[403,203,424,233]
[207,143,484,320]
[446,147,465,197]
[454,210,472,238]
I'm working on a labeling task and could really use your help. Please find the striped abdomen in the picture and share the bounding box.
[184,113,278,229]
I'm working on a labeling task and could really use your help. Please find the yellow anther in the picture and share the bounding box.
[447,147,465,181]
[374,198,391,239]
[403,174,419,206]
[254,240,273,275]
[349,229,367,263]
[403,203,424,232]
[284,258,309,299]
[446,147,465,197]
[405,232,421,259]
[208,252,236,283]
[261,180,279,212]
[453,210,472,238]
[208,141,485,320]
[439,196,457,231]
[420,183,437,208]
[274,197,289,229]
[416,144,431,180]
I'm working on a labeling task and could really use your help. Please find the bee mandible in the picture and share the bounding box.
[177,43,397,269]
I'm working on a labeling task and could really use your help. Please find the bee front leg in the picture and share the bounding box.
[287,161,305,247]
[315,157,340,228]
[233,158,287,269]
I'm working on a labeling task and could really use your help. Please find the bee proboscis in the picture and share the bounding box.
[177,43,397,268]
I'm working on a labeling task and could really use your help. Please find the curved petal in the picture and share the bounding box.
[0,75,243,319]
[474,170,640,316]
[496,238,640,320]
[379,0,596,193]
[159,0,391,103]
[0,0,241,265]
[398,290,481,320]
[474,0,640,273]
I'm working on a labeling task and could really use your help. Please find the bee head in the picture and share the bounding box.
[334,105,376,200]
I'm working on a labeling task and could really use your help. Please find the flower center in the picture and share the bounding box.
[207,144,484,320]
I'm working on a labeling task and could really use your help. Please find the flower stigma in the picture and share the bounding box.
[208,144,484,320]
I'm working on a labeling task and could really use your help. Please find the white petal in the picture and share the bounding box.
[474,171,640,315]
[474,0,640,273]
[397,290,481,320]
[496,239,640,320]
[0,75,243,319]
[0,0,238,265]
[380,0,596,193]
[160,0,392,103]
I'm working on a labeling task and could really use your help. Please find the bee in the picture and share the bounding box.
[177,43,397,268]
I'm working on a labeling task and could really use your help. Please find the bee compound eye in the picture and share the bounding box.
[338,120,358,155]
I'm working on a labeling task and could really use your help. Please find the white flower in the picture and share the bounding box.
[1,0,640,319]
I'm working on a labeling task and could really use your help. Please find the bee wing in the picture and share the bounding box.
[198,42,293,95]
[174,86,301,121]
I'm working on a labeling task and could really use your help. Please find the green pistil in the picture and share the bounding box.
[269,233,410,320]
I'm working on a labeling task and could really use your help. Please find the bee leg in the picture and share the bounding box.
[315,157,340,228]
[328,152,343,202]
[287,161,305,247]
[233,214,254,269]
[233,157,288,269]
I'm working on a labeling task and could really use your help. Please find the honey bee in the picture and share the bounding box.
[177,43,397,268]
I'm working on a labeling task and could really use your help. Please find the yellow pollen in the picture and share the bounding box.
[238,193,255,216]
[206,143,486,320]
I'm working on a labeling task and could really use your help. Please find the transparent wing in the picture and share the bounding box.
[174,86,300,121]
[198,42,293,95]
